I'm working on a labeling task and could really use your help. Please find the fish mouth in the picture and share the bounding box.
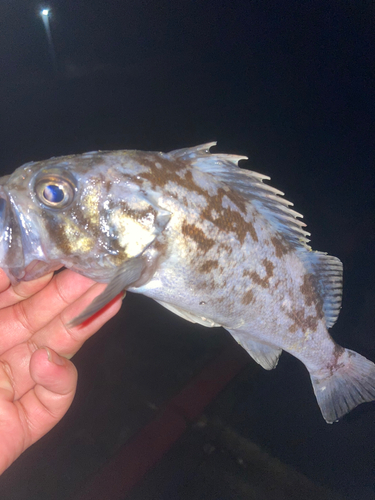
[0,184,64,284]
[0,187,47,284]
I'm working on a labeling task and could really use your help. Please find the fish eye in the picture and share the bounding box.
[43,184,65,204]
[35,175,76,209]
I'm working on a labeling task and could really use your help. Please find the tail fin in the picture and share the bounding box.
[311,349,375,423]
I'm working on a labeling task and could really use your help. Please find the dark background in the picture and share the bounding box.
[0,1,374,499]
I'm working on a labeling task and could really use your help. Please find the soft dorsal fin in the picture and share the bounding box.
[168,143,343,329]
[299,250,343,328]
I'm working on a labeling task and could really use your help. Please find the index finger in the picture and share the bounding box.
[0,268,10,294]
[0,270,96,354]
[0,272,55,310]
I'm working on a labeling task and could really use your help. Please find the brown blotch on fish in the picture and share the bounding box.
[328,345,346,374]
[249,271,267,288]
[150,238,169,264]
[300,274,316,307]
[270,236,290,258]
[111,199,158,222]
[288,309,319,334]
[203,206,248,245]
[199,278,218,291]
[300,273,325,320]
[199,260,219,273]
[45,217,74,254]
[263,258,274,278]
[218,242,233,255]
[333,344,345,360]
[242,289,255,305]
[243,259,274,289]
[202,188,258,244]
[181,221,215,254]
[223,188,247,215]
[139,158,204,196]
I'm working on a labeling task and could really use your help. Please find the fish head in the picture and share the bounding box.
[0,152,170,284]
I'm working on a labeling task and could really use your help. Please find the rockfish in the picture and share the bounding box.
[0,143,374,423]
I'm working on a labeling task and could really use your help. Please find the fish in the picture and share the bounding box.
[0,142,374,423]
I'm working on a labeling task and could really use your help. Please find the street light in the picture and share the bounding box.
[40,8,58,74]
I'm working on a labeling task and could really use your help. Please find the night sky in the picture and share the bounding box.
[0,1,374,499]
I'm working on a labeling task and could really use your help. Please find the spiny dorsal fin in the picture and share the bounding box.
[168,142,311,248]
[168,142,218,159]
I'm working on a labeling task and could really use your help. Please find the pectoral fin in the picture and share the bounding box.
[68,257,145,327]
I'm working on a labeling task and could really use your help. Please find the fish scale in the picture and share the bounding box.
[0,142,374,423]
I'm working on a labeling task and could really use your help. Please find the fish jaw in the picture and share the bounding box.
[0,186,25,283]
[0,185,50,283]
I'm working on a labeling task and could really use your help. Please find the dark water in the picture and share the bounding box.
[0,1,374,499]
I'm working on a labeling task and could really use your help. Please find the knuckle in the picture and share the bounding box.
[53,274,71,306]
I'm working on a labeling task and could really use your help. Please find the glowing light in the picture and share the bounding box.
[39,7,58,73]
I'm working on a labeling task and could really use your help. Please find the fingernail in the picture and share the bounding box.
[42,347,65,366]
[121,291,127,300]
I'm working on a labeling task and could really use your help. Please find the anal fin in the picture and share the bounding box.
[228,331,282,370]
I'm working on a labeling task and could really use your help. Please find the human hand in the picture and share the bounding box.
[0,268,122,474]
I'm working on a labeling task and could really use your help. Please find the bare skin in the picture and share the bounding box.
[0,268,122,475]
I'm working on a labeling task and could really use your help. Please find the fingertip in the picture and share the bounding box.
[31,346,65,368]
[12,271,55,300]
[42,346,66,366]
